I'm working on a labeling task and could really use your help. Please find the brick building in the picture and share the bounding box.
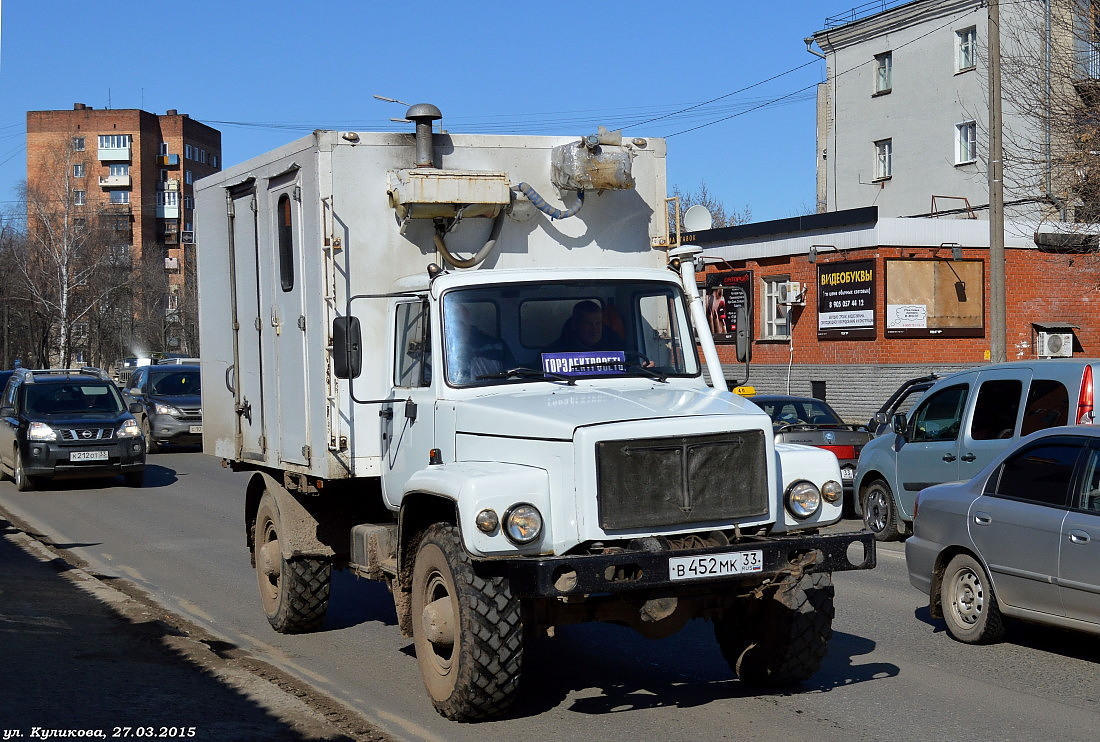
[25,104,221,358]
[689,207,1100,422]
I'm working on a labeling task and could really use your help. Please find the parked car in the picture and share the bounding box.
[750,394,872,511]
[906,426,1100,643]
[0,367,146,490]
[126,364,202,452]
[855,359,1100,541]
[867,373,939,436]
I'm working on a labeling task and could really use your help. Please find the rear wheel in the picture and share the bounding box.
[411,523,523,721]
[716,571,835,686]
[13,449,36,492]
[862,479,901,541]
[940,554,1004,644]
[253,492,331,633]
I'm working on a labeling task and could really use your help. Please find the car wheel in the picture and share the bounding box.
[862,479,901,541]
[940,553,1005,644]
[142,419,159,454]
[13,449,36,492]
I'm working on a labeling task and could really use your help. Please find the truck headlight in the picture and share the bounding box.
[785,481,822,519]
[504,503,542,544]
[27,421,56,442]
[117,418,142,438]
[821,480,843,504]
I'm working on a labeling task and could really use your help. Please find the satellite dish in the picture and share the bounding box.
[683,204,713,232]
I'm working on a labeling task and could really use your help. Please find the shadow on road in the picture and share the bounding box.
[0,517,363,740]
[912,605,1100,662]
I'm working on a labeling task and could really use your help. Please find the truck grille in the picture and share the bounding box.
[596,430,768,530]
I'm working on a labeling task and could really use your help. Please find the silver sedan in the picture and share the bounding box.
[905,426,1100,643]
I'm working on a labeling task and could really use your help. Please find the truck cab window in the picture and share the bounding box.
[395,301,431,388]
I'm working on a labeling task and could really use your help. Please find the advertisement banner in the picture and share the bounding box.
[704,271,752,344]
[817,259,876,340]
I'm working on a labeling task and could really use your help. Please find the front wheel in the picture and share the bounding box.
[862,479,901,541]
[142,419,159,454]
[940,553,1004,644]
[253,492,331,633]
[14,449,36,492]
[411,523,523,721]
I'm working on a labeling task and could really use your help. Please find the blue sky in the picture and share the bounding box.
[0,0,874,224]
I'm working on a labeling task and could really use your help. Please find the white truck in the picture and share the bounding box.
[195,104,875,721]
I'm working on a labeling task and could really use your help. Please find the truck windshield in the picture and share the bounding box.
[442,280,700,387]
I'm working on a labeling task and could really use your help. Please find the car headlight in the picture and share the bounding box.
[118,418,142,438]
[821,480,843,504]
[154,402,183,417]
[785,480,822,519]
[503,503,543,544]
[27,421,56,442]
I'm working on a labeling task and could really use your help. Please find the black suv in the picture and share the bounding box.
[125,363,202,452]
[0,367,146,490]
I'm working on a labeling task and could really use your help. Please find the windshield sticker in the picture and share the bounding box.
[541,351,626,376]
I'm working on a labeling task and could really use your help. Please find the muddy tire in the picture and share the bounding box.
[717,571,835,686]
[253,492,331,633]
[940,553,1004,644]
[411,523,523,721]
[14,449,36,492]
[862,479,901,541]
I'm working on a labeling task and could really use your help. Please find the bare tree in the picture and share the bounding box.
[670,182,752,230]
[20,140,135,367]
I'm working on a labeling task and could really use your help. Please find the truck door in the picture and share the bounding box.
[226,182,267,461]
[380,299,436,505]
[265,182,310,466]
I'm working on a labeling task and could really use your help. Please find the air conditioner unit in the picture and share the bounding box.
[181,231,194,244]
[1038,331,1073,358]
[778,281,804,305]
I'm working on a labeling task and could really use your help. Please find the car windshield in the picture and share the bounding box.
[150,370,201,396]
[441,280,700,387]
[24,382,123,415]
[758,399,843,428]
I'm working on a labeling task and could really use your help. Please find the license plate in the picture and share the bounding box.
[189,425,203,434]
[70,450,108,462]
[841,466,855,481]
[669,550,763,581]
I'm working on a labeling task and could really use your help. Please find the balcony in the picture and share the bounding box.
[157,204,180,219]
[98,146,131,162]
[158,178,180,191]
[162,232,179,245]
[165,257,179,271]
[99,175,131,188]
[158,154,180,166]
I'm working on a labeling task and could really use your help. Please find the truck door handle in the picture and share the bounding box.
[961,452,977,462]
[942,453,957,462]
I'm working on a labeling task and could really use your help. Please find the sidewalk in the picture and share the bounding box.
[0,515,386,741]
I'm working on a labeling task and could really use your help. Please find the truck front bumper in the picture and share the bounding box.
[478,530,876,599]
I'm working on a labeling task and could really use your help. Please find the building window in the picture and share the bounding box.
[956,26,977,72]
[762,277,791,340]
[956,121,977,164]
[184,195,194,210]
[874,139,893,180]
[109,190,130,205]
[184,144,193,160]
[184,170,193,185]
[158,191,179,207]
[874,52,892,94]
[167,293,179,311]
[159,142,169,156]
[73,164,85,178]
[72,136,85,152]
[212,154,219,168]
[98,134,131,149]
[109,163,129,177]
[73,190,86,206]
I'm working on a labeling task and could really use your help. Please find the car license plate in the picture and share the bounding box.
[189,425,203,434]
[669,550,763,581]
[70,450,108,462]
[841,466,855,481]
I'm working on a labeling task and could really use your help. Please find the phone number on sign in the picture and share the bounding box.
[4,728,198,740]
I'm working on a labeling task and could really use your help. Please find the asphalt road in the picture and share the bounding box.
[0,450,1098,742]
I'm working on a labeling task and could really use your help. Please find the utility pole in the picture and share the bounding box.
[989,0,1007,362]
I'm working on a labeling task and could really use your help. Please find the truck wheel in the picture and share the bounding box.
[253,493,331,633]
[411,523,523,721]
[862,479,901,541]
[717,571,835,686]
[940,553,1005,644]
[14,449,36,492]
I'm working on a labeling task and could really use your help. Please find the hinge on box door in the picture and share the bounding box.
[301,445,311,462]
[298,315,306,331]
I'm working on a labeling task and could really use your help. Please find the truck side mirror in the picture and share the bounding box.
[332,316,362,379]
[891,412,908,436]
[734,306,752,364]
